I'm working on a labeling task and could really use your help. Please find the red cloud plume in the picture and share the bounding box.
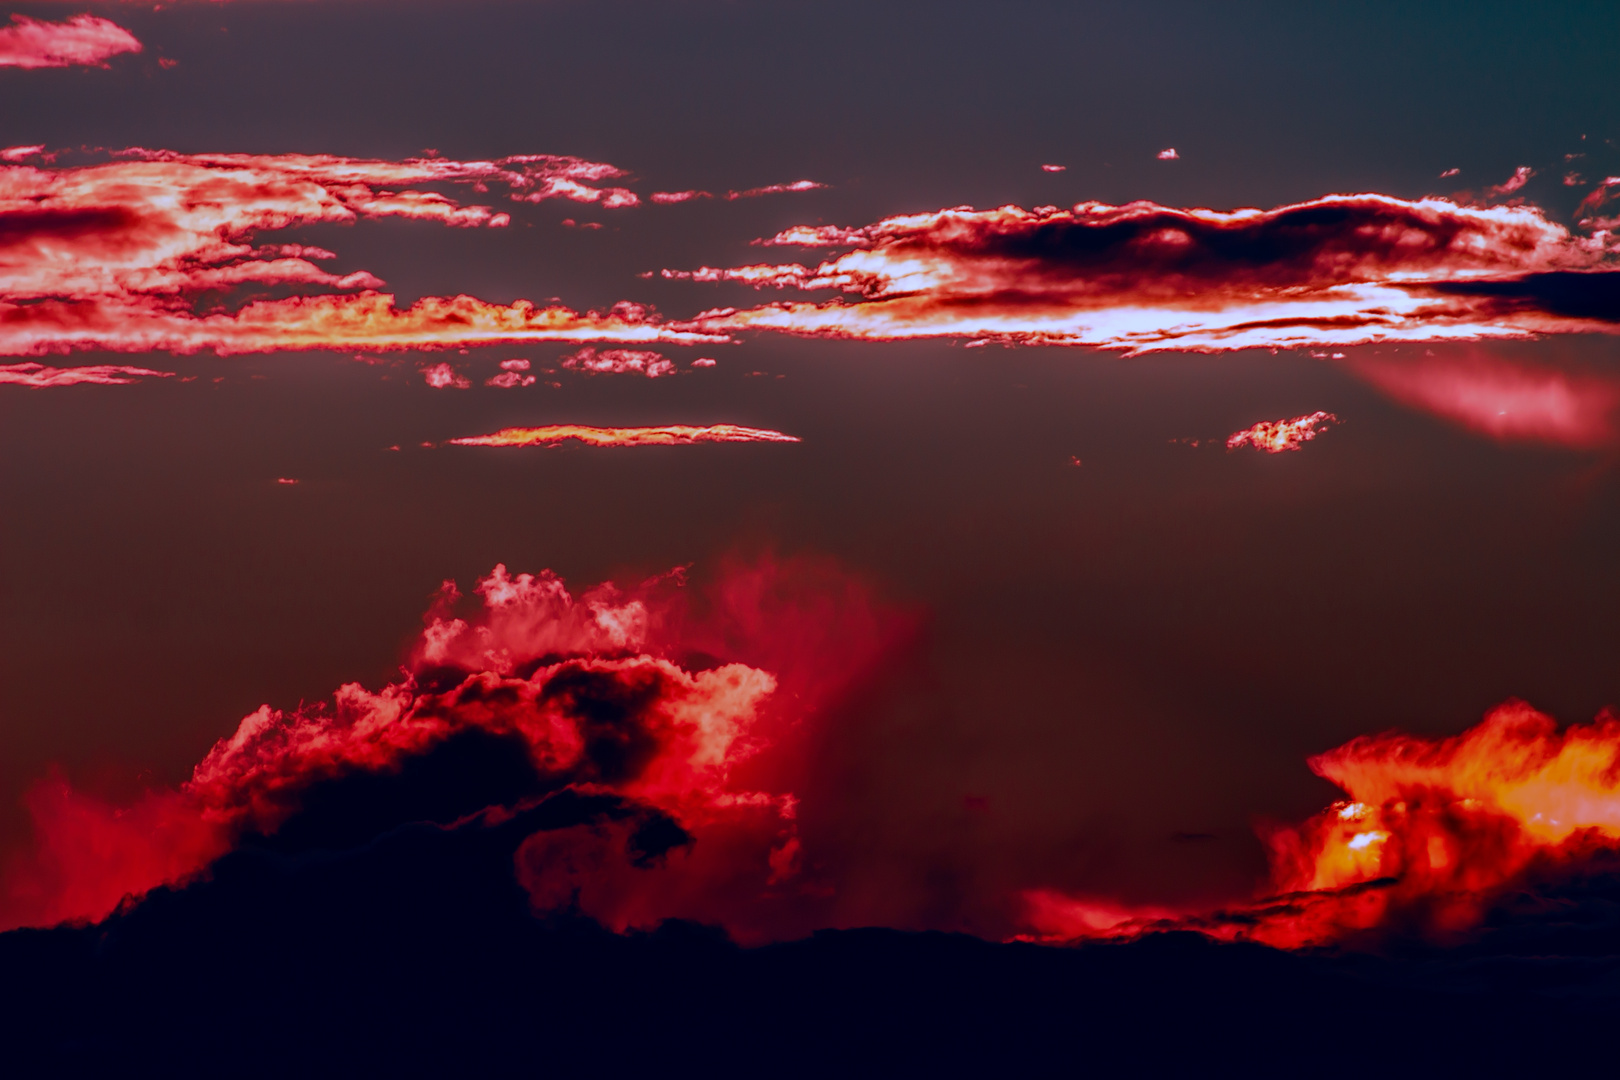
[1023,700,1620,949]
[0,14,140,69]
[673,195,1620,353]
[446,424,801,448]
[0,149,723,356]
[0,361,173,387]
[0,559,895,945]
[1348,350,1620,449]
[1225,411,1338,453]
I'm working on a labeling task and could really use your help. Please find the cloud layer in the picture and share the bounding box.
[0,148,720,357]
[673,194,1620,353]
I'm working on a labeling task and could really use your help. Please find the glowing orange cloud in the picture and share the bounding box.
[673,195,1620,353]
[447,424,801,448]
[560,346,675,377]
[1225,411,1338,453]
[0,149,726,355]
[1348,351,1620,448]
[1022,699,1620,950]
[0,361,173,387]
[0,15,140,69]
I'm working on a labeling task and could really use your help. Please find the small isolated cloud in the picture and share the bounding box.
[1225,411,1338,453]
[1042,164,1067,173]
[421,362,470,389]
[1440,168,1461,178]
[1157,148,1179,160]
[692,357,717,367]
[0,15,141,70]
[560,347,675,377]
[1484,166,1534,199]
[447,424,801,448]
[485,357,536,387]
[0,361,173,387]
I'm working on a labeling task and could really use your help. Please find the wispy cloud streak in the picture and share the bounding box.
[0,361,173,387]
[447,425,801,448]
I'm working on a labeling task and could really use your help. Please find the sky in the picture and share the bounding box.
[2,0,1620,963]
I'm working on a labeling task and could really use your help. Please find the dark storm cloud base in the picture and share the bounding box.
[5,740,1620,1077]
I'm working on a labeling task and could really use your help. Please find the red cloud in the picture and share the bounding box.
[0,361,173,387]
[446,424,801,448]
[672,194,1619,353]
[0,558,895,944]
[0,15,140,69]
[0,150,725,355]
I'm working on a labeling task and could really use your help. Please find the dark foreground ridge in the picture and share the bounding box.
[7,744,1620,1077]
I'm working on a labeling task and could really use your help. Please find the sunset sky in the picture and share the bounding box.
[3,4,1620,1058]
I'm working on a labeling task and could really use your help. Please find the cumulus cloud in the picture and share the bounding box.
[670,194,1620,353]
[1023,700,1620,950]
[446,424,801,448]
[0,149,725,356]
[420,361,470,389]
[0,14,140,69]
[0,558,895,946]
